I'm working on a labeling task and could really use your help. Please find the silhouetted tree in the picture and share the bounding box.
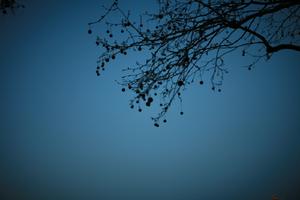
[88,0,300,126]
[0,0,24,14]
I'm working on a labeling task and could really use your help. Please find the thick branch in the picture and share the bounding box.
[268,44,300,53]
[240,1,300,25]
[232,24,300,54]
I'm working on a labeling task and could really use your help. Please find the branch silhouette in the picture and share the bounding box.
[88,0,300,126]
[0,0,24,14]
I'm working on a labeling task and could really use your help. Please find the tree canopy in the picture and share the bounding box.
[88,0,300,126]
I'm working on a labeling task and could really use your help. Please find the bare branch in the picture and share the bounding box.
[88,0,300,126]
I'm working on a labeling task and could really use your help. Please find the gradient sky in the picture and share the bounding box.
[1,1,300,200]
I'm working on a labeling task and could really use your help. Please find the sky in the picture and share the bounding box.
[1,0,300,200]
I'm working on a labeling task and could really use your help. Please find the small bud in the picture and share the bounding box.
[148,97,153,103]
[177,80,184,86]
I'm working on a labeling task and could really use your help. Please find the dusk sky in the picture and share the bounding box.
[1,1,300,200]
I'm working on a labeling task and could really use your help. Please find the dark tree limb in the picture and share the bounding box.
[0,0,24,14]
[89,0,300,126]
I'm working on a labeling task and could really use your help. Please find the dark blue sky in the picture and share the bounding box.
[1,1,300,200]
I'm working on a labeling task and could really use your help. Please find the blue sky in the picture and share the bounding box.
[1,1,300,200]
